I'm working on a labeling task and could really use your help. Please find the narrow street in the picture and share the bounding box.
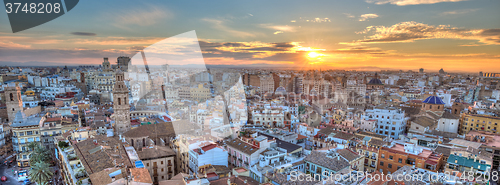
[0,163,23,185]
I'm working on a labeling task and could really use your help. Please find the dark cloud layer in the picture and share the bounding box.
[71,32,97,36]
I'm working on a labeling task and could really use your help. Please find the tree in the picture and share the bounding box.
[27,142,38,151]
[28,143,51,165]
[29,161,53,185]
[58,141,70,149]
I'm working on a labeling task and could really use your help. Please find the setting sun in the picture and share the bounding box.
[307,51,323,59]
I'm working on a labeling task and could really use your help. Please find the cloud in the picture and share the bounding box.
[0,41,31,49]
[111,6,172,29]
[75,37,164,46]
[71,32,97,36]
[260,24,298,34]
[343,13,355,18]
[359,14,379,21]
[366,0,469,6]
[291,17,331,23]
[329,46,391,55]
[199,41,316,61]
[309,18,331,23]
[342,21,500,45]
[441,9,478,15]
[202,18,259,38]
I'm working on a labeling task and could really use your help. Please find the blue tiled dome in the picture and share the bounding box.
[368,78,383,85]
[423,96,445,104]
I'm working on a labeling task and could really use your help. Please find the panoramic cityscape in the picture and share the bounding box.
[0,0,500,185]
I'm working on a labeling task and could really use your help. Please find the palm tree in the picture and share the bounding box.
[28,143,52,165]
[27,142,38,151]
[29,161,53,185]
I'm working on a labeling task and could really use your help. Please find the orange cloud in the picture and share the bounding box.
[342,21,500,45]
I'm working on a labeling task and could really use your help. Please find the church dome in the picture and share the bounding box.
[368,78,383,85]
[423,96,445,104]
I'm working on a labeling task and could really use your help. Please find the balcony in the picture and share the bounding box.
[370,164,376,168]
[371,156,377,160]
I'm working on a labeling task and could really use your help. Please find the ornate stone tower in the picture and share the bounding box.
[113,70,131,135]
[4,85,23,123]
[102,57,111,71]
[452,98,463,116]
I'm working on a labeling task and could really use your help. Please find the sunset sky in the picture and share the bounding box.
[0,0,499,72]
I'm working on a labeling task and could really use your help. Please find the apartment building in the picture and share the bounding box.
[304,150,351,180]
[190,84,211,101]
[364,108,407,139]
[356,144,379,173]
[226,136,271,169]
[11,111,45,167]
[446,147,492,175]
[40,117,78,151]
[138,146,176,183]
[251,108,284,128]
[378,142,443,174]
[460,113,500,135]
[188,142,228,175]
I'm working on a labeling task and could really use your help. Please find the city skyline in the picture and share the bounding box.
[0,0,499,72]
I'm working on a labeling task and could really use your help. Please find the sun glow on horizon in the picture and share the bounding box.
[307,51,324,59]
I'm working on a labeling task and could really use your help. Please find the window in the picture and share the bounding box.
[161,161,164,165]
[389,156,393,160]
[380,162,384,166]
[161,168,164,172]
[147,163,149,167]
[416,127,419,129]
[398,158,402,163]
[388,164,392,168]
[381,154,385,158]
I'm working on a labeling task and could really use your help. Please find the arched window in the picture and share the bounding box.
[118,98,121,105]
[9,93,13,101]
[430,105,432,109]
[437,106,440,109]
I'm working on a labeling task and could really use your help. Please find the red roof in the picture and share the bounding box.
[297,134,308,140]
[45,117,61,122]
[201,143,217,152]
[206,172,218,178]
